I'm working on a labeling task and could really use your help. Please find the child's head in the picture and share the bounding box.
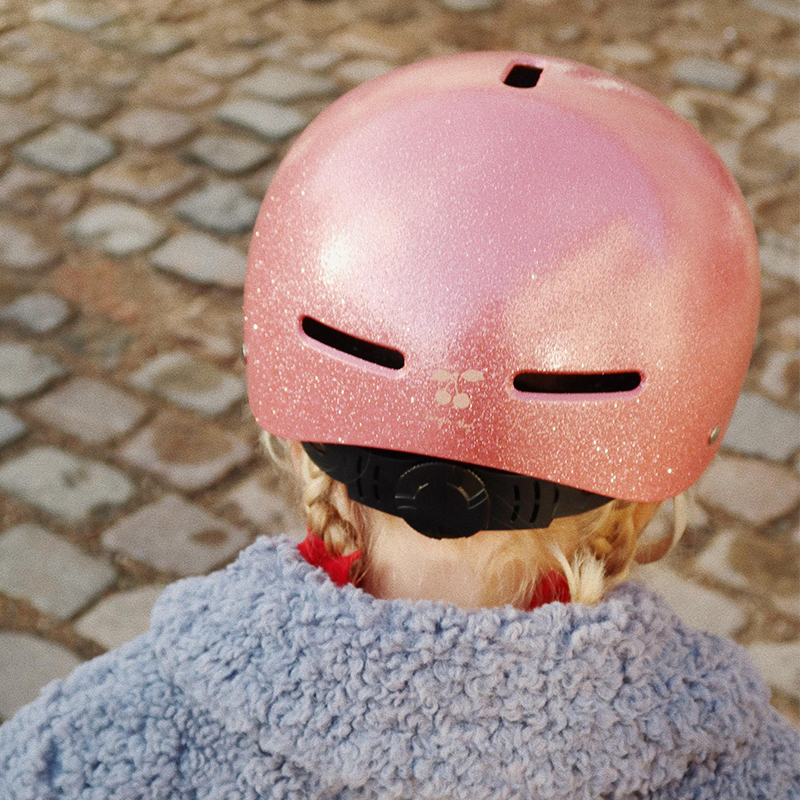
[245,52,760,606]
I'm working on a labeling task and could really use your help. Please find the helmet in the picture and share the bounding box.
[244,52,759,535]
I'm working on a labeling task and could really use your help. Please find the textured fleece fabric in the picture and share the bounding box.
[1,537,798,800]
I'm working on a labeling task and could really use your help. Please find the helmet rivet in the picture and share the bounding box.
[708,425,721,445]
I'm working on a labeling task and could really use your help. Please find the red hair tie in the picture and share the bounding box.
[297,530,362,588]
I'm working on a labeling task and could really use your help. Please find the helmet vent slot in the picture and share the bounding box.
[302,316,405,370]
[514,371,641,394]
[504,64,543,88]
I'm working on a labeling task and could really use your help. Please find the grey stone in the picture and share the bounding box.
[0,446,134,522]
[0,408,26,448]
[173,181,260,235]
[601,42,655,65]
[216,99,308,141]
[150,232,246,289]
[188,134,273,175]
[107,108,197,148]
[298,50,345,72]
[237,65,338,101]
[66,202,167,256]
[102,494,250,576]
[749,0,800,22]
[0,102,49,146]
[0,633,82,721]
[694,530,749,589]
[634,564,747,637]
[440,0,498,9]
[33,0,119,31]
[723,392,800,460]
[0,292,71,333]
[765,119,800,159]
[179,49,257,79]
[95,22,190,57]
[17,122,115,176]
[759,351,797,400]
[697,454,800,525]
[224,474,306,540]
[335,59,393,84]
[0,343,67,399]
[119,414,251,491]
[128,351,245,416]
[90,154,199,204]
[28,377,146,444]
[672,57,747,92]
[0,523,116,619]
[50,84,117,121]
[75,585,166,650]
[0,220,59,270]
[759,231,799,282]
[746,641,800,697]
[0,64,38,98]
[135,69,220,109]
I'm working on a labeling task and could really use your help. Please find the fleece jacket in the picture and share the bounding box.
[0,536,798,799]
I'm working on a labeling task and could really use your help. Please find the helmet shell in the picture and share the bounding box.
[244,51,760,502]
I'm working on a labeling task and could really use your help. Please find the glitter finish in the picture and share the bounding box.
[244,52,760,502]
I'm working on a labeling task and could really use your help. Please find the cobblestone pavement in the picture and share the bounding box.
[0,0,798,727]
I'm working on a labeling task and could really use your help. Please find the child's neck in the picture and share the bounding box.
[358,512,506,609]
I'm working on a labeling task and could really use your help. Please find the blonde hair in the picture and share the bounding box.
[264,434,684,608]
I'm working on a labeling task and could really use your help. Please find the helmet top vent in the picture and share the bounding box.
[503,64,543,88]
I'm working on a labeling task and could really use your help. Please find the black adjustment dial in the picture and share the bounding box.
[395,463,490,539]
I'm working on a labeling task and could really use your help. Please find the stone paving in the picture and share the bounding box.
[0,0,797,730]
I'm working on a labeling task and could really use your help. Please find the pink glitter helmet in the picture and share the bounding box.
[244,51,760,510]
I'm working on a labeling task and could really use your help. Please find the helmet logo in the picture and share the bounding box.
[431,369,484,409]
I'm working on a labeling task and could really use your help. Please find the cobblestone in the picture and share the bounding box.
[128,351,246,417]
[749,0,800,22]
[0,632,82,721]
[51,84,118,121]
[746,641,800,698]
[75,585,165,650]
[759,350,798,401]
[94,21,191,57]
[723,392,800,460]
[694,530,750,589]
[0,446,134,522]
[0,292,71,333]
[759,231,800,283]
[150,232,247,288]
[439,0,498,10]
[0,102,49,146]
[0,524,116,619]
[90,153,199,204]
[17,123,116,176]
[0,64,39,98]
[217,99,309,141]
[672,56,747,92]
[335,58,394,84]
[0,166,82,217]
[29,377,147,444]
[178,48,257,79]
[0,220,59,269]
[119,412,250,491]
[237,64,338,101]
[66,202,167,256]
[0,343,67,399]
[173,181,260,234]
[33,0,119,31]
[188,134,274,175]
[224,474,306,540]
[765,119,800,159]
[0,409,27,449]
[634,564,748,637]
[697,454,800,525]
[102,494,250,575]
[107,108,197,149]
[601,42,655,65]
